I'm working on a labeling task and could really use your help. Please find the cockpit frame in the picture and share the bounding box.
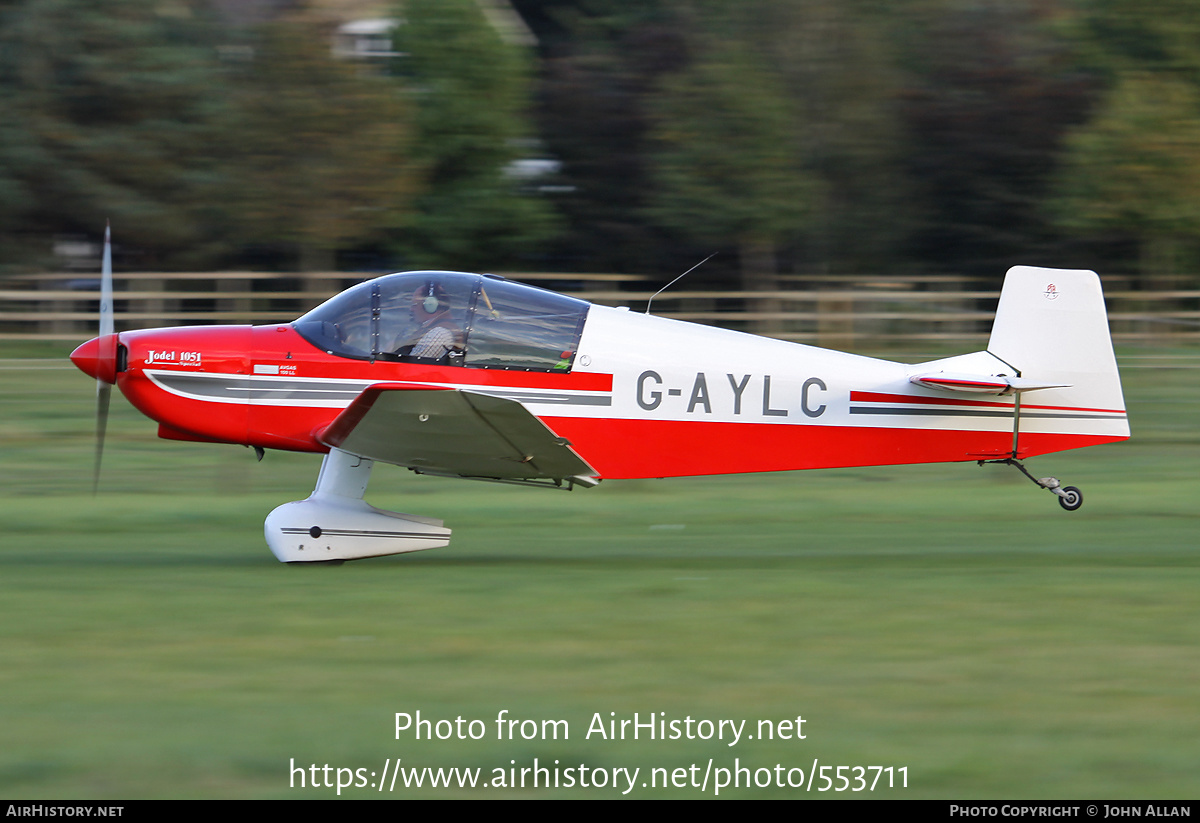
[292,271,591,373]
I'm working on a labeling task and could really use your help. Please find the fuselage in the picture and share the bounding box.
[73,271,1127,481]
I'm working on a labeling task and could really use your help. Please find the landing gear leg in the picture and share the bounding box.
[978,457,1083,512]
[264,448,451,562]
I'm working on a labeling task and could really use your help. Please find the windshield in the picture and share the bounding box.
[293,271,589,372]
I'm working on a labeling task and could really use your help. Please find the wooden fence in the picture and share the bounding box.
[2,270,1198,349]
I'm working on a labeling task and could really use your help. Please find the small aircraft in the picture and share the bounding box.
[71,229,1129,563]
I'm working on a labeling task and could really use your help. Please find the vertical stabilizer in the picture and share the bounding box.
[987,266,1129,438]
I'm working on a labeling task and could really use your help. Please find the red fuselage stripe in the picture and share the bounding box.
[540,417,1125,479]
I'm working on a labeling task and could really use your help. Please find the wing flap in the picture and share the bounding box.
[319,384,596,481]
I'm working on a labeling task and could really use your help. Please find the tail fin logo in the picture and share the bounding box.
[1044,283,1059,300]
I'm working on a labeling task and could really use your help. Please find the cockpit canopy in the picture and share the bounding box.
[293,271,590,372]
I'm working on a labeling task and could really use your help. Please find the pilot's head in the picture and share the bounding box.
[411,282,449,318]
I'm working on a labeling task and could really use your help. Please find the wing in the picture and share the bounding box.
[318,383,597,483]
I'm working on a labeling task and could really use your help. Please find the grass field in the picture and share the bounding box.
[1,343,1197,798]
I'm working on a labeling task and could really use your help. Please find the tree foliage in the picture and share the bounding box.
[394,0,556,269]
[218,19,418,271]
[2,0,1200,285]
[0,0,229,266]
[896,0,1096,274]
[646,43,814,286]
[1052,1,1200,275]
[532,0,908,276]
[0,1,421,270]
[1052,72,1200,274]
[520,0,689,273]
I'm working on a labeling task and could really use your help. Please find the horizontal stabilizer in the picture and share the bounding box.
[319,384,597,482]
[909,371,1071,395]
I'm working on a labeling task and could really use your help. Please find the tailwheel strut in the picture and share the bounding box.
[978,458,1083,512]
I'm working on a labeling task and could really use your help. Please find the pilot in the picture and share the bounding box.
[393,281,463,363]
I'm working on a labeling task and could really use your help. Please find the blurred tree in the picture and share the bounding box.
[1070,0,1200,80]
[749,0,912,275]
[517,0,690,273]
[218,18,418,271]
[393,0,556,270]
[528,0,912,279]
[896,0,1096,275]
[0,0,230,268]
[1051,72,1200,278]
[1051,0,1200,279]
[646,44,815,301]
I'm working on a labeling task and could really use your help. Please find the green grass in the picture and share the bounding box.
[1,348,1197,797]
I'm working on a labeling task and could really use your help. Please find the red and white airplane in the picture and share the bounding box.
[71,232,1129,563]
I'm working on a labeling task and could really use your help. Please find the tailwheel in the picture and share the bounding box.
[977,458,1084,512]
[1057,486,1083,511]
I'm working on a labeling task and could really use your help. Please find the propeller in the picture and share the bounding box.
[92,223,114,493]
